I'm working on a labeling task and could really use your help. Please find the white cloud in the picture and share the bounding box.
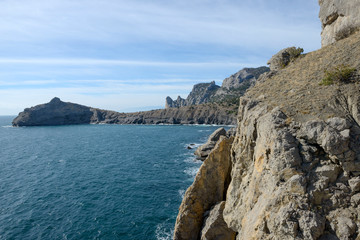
[0,0,321,50]
[0,0,322,115]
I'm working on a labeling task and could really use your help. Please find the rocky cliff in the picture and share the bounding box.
[174,11,360,240]
[319,0,360,46]
[165,67,269,109]
[12,98,237,126]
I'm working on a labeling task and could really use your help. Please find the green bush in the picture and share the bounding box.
[288,47,304,60]
[320,65,357,86]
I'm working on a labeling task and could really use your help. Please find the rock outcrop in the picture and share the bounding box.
[221,67,270,90]
[165,67,269,109]
[200,202,236,240]
[13,98,237,126]
[186,81,220,105]
[174,28,360,240]
[174,136,234,240]
[165,96,186,108]
[166,81,220,108]
[267,47,304,71]
[194,127,227,160]
[319,0,360,46]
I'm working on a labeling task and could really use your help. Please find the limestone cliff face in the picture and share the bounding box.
[224,99,360,239]
[174,136,234,240]
[319,0,360,46]
[221,67,270,90]
[165,67,269,109]
[174,30,360,240]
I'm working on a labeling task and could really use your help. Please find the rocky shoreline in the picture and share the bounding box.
[173,1,360,239]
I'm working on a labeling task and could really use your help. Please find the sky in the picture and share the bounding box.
[0,0,321,115]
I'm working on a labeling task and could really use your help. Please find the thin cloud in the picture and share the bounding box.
[0,58,259,67]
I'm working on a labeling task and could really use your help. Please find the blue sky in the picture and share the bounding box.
[0,0,321,115]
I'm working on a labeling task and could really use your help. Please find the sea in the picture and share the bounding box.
[0,116,226,240]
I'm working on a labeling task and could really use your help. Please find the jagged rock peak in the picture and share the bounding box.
[319,0,360,46]
[165,96,186,109]
[221,66,269,89]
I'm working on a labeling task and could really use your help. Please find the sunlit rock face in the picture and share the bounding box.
[319,0,360,46]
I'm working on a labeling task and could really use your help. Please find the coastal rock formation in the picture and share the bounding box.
[186,81,220,105]
[319,0,360,46]
[12,97,93,126]
[194,127,227,160]
[174,136,234,240]
[13,98,237,126]
[165,96,186,108]
[174,28,360,239]
[165,67,269,109]
[200,202,236,240]
[166,81,220,108]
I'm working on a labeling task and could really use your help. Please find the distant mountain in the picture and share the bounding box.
[13,97,237,126]
[165,66,269,108]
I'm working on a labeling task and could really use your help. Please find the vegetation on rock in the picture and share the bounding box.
[320,65,357,86]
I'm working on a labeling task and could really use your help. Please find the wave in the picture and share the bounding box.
[184,166,201,178]
[155,221,174,240]
[178,189,185,199]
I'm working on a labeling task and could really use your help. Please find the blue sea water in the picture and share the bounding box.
[0,116,224,240]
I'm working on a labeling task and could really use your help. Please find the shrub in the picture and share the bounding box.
[280,47,304,69]
[288,47,304,60]
[320,65,357,86]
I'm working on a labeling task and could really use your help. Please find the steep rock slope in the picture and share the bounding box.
[174,30,360,240]
[221,66,270,90]
[319,0,360,46]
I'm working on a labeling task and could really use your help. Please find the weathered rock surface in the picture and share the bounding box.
[221,67,270,90]
[194,128,227,160]
[166,81,220,109]
[174,25,360,240]
[200,201,236,240]
[223,98,360,240]
[174,136,234,240]
[267,47,303,71]
[319,0,360,46]
[165,96,186,108]
[13,98,237,126]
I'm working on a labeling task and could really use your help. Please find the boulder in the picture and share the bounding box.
[200,201,236,240]
[194,127,227,160]
[267,47,303,71]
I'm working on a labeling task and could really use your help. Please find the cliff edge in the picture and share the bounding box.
[174,2,360,239]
